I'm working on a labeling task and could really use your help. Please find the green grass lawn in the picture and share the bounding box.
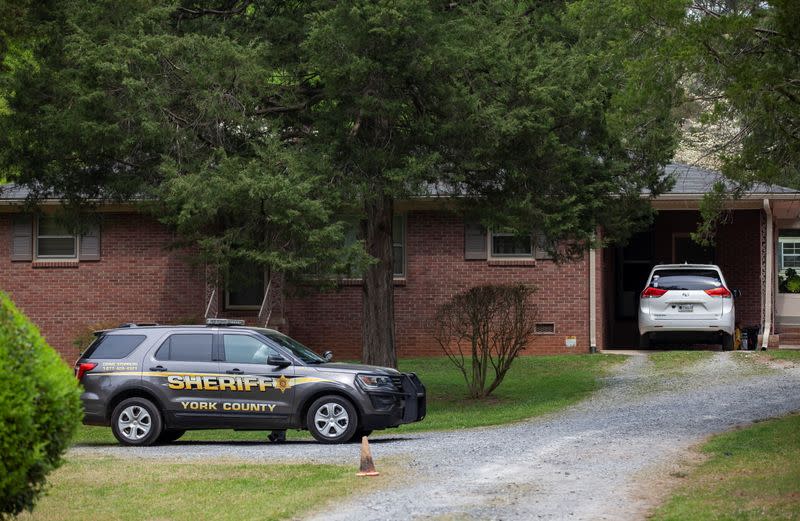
[18,457,372,521]
[651,414,800,521]
[73,354,625,445]
[649,350,714,374]
[766,350,800,362]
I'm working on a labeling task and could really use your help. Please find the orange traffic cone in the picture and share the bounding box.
[356,436,380,477]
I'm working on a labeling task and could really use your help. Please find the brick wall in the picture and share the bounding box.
[284,211,593,359]
[0,209,605,361]
[0,212,206,361]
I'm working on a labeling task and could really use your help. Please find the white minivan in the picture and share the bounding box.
[638,264,738,349]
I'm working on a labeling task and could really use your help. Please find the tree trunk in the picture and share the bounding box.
[361,194,397,368]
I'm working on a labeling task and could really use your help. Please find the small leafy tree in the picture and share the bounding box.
[432,285,538,399]
[0,292,82,518]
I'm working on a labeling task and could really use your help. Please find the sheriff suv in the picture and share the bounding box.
[75,320,426,446]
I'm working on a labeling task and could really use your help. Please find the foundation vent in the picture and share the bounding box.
[534,323,555,335]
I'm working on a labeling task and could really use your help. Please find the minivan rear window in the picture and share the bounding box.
[649,269,722,291]
[83,334,146,359]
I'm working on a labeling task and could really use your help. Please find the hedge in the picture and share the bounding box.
[0,292,82,518]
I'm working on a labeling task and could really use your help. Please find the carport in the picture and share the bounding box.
[598,164,799,349]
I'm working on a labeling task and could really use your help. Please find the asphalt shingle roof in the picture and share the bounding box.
[1,163,796,201]
[662,163,796,195]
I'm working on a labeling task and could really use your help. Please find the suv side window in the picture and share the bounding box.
[222,334,276,364]
[155,334,214,362]
[84,334,146,359]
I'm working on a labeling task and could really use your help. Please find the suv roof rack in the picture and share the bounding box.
[205,318,245,327]
[118,323,159,328]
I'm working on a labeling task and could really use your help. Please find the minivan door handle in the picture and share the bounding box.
[226,368,244,375]
[149,365,167,372]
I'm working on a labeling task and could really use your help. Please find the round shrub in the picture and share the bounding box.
[0,292,82,518]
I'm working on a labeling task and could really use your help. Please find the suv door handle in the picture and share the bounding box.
[149,365,167,372]
[226,369,244,374]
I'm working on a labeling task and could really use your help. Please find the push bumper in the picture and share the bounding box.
[360,373,426,431]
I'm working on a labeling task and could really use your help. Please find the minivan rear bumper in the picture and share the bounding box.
[639,313,735,336]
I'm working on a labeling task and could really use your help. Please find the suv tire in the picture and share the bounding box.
[111,397,163,446]
[306,395,358,444]
[639,333,651,349]
[157,429,186,444]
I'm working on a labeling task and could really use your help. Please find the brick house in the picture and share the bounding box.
[2,163,799,361]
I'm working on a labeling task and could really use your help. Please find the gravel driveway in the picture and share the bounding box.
[71,352,800,520]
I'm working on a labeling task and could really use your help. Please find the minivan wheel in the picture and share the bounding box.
[639,333,651,349]
[721,333,734,351]
[306,396,358,444]
[111,397,163,446]
[156,429,186,444]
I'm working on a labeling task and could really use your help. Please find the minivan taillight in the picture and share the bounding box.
[705,287,732,298]
[75,362,97,380]
[641,287,668,298]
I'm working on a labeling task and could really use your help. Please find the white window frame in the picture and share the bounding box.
[778,235,800,273]
[488,229,534,259]
[35,215,78,260]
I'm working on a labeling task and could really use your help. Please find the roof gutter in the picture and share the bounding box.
[763,198,773,349]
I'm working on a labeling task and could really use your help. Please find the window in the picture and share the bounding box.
[222,334,276,364]
[779,231,800,271]
[335,215,405,278]
[264,331,325,364]
[778,230,800,294]
[225,262,265,310]
[491,230,532,257]
[155,334,214,362]
[648,269,722,291]
[36,215,77,258]
[83,335,146,359]
[393,214,406,277]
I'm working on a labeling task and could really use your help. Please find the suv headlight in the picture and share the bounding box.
[356,374,394,391]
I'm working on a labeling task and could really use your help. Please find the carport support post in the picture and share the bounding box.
[763,199,773,349]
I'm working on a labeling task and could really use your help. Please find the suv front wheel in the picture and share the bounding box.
[111,397,163,446]
[306,395,358,444]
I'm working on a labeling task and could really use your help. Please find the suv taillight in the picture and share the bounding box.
[75,362,97,380]
[641,286,667,298]
[705,287,732,298]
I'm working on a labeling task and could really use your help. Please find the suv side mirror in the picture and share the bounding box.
[267,354,291,368]
[732,289,742,298]
[323,350,333,362]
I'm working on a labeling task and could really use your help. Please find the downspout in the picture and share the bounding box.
[763,198,773,349]
[589,247,597,353]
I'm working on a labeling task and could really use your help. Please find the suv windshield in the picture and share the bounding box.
[649,269,722,291]
[264,331,326,364]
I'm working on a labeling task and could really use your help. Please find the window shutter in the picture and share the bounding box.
[11,215,33,261]
[79,223,101,261]
[464,221,487,260]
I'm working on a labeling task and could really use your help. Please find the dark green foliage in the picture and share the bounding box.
[0,1,685,363]
[779,268,800,294]
[677,1,800,242]
[682,1,800,188]
[0,292,82,518]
